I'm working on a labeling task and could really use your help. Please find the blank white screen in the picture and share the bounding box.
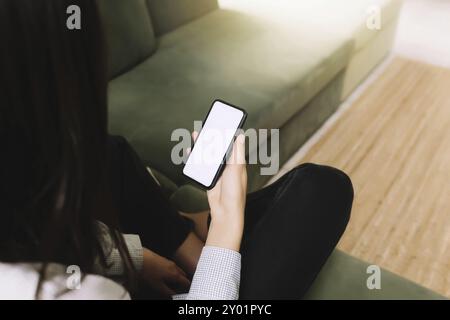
[183,101,244,188]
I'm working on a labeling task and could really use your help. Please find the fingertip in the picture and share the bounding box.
[237,134,245,144]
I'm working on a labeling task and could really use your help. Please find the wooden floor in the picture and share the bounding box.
[297,57,450,297]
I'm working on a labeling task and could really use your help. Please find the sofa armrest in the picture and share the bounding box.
[303,250,445,300]
[147,166,209,213]
[170,184,209,213]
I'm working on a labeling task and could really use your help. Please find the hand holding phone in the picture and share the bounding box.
[189,130,247,252]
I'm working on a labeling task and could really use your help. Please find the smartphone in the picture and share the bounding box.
[183,100,247,190]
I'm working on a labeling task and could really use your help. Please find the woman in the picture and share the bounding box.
[0,0,353,299]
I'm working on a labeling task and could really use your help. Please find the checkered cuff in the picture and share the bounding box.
[177,246,241,300]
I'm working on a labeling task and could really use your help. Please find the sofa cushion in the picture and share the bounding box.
[108,9,352,184]
[146,0,219,36]
[97,0,156,78]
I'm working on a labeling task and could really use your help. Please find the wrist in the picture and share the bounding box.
[141,248,154,279]
[206,217,244,252]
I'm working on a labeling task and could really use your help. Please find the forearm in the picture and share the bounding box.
[173,231,204,277]
[179,211,210,242]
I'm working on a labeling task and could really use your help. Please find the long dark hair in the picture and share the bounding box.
[0,0,135,296]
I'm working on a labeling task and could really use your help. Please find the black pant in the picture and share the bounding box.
[107,136,353,299]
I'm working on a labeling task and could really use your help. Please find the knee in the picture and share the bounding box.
[108,135,129,149]
[290,163,354,223]
[108,135,136,158]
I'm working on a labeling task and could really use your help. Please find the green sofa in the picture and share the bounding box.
[99,0,444,299]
